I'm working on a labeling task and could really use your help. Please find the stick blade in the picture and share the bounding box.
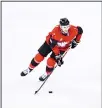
[34,91,38,94]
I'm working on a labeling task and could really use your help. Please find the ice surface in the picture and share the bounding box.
[2,2,101,108]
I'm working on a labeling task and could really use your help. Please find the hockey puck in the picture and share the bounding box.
[49,91,53,93]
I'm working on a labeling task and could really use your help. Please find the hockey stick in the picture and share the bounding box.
[34,49,69,94]
[35,74,50,94]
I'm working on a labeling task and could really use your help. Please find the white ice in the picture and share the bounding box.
[2,2,101,108]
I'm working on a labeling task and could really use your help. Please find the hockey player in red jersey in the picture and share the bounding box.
[20,18,83,81]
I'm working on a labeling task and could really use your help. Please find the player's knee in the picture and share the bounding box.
[34,53,44,63]
[47,57,56,68]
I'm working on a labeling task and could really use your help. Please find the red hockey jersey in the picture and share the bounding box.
[46,25,82,55]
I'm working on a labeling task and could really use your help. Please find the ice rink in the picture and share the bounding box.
[2,2,101,108]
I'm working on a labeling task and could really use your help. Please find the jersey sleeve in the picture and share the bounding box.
[75,26,83,43]
[46,26,60,55]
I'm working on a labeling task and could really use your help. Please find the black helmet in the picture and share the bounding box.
[59,18,69,26]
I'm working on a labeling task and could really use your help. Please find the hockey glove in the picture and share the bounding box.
[55,54,64,67]
[71,40,78,49]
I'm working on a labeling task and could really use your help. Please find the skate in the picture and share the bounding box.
[20,68,32,76]
[39,73,50,81]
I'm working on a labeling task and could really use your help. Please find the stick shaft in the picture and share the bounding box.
[35,49,69,94]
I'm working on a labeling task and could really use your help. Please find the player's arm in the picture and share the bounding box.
[46,26,64,66]
[48,36,65,67]
[71,26,83,49]
[46,26,60,55]
[49,36,60,55]
[75,26,83,43]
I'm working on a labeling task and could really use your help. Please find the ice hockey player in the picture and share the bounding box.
[20,18,83,81]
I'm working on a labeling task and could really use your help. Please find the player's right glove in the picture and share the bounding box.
[71,40,78,49]
[55,54,64,67]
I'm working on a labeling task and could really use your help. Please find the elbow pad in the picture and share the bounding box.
[77,26,83,34]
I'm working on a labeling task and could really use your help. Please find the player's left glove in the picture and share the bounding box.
[71,40,78,49]
[55,54,64,67]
